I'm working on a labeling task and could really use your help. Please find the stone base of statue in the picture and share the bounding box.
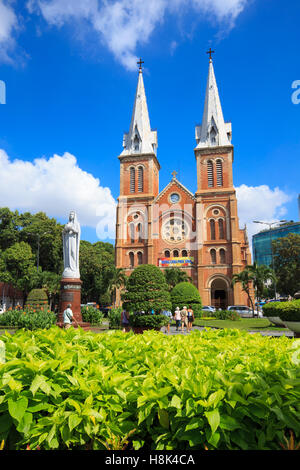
[57,278,90,329]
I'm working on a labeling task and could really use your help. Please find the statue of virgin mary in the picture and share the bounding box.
[62,211,81,279]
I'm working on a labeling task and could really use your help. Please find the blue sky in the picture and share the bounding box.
[0,0,299,245]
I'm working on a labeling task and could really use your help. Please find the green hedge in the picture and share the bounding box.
[262,302,282,317]
[108,307,122,329]
[0,327,299,450]
[263,300,300,321]
[0,308,56,330]
[129,314,169,329]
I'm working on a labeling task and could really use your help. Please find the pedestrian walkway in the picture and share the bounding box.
[161,325,295,337]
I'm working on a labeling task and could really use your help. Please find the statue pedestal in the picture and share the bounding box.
[57,278,90,329]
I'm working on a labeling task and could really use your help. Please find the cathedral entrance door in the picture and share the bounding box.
[211,278,228,310]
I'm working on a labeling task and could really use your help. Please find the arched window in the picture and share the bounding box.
[182,250,188,257]
[130,167,135,193]
[137,223,142,243]
[173,250,179,258]
[129,223,135,244]
[216,160,223,187]
[138,166,144,193]
[210,249,216,265]
[164,250,170,258]
[207,160,214,187]
[218,219,225,239]
[137,251,143,265]
[220,249,226,264]
[129,252,134,268]
[210,219,216,240]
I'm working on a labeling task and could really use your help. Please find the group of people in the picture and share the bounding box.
[63,303,195,334]
[162,306,195,334]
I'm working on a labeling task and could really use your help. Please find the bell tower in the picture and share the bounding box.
[115,60,160,280]
[194,51,252,308]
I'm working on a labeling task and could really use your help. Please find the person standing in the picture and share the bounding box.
[180,306,188,333]
[161,309,173,334]
[63,303,74,329]
[174,307,181,331]
[187,305,194,333]
[121,310,130,332]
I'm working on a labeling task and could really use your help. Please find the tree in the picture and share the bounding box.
[122,264,172,313]
[272,233,300,297]
[246,262,276,304]
[39,271,61,310]
[1,242,39,297]
[107,267,127,306]
[164,268,192,291]
[170,282,202,317]
[231,269,255,316]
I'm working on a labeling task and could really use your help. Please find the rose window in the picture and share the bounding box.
[162,218,189,243]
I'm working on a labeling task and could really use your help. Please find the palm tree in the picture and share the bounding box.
[107,267,127,306]
[246,262,276,306]
[231,269,255,316]
[164,267,192,291]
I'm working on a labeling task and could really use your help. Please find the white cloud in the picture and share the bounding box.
[0,0,18,63]
[0,149,117,239]
[28,0,249,70]
[236,184,292,245]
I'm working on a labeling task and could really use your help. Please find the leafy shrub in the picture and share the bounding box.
[81,306,104,325]
[122,264,172,313]
[108,307,122,329]
[0,328,299,450]
[213,310,241,321]
[129,313,169,329]
[262,302,282,317]
[170,282,202,317]
[0,308,56,330]
[25,289,49,310]
[273,300,300,322]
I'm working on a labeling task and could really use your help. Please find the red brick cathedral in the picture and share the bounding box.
[115,56,252,309]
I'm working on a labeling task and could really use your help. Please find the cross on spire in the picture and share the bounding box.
[171,170,178,179]
[137,57,144,72]
[206,47,215,61]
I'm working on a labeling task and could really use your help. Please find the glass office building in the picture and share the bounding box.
[253,222,300,266]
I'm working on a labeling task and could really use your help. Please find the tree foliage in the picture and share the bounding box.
[122,264,172,313]
[164,267,192,291]
[0,207,115,306]
[272,233,300,297]
[170,282,202,316]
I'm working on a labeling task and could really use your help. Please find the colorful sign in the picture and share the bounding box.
[158,257,194,267]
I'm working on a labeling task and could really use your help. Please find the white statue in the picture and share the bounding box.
[62,210,80,279]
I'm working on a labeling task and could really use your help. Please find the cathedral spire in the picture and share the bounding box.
[121,59,157,156]
[195,54,232,149]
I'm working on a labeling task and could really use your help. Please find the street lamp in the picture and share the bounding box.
[253,220,287,299]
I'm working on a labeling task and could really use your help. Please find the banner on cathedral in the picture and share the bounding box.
[158,257,194,267]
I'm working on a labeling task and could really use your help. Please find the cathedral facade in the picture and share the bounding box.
[115,57,252,309]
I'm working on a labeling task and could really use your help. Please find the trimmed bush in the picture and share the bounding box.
[25,289,49,310]
[274,300,300,322]
[129,313,169,329]
[122,264,172,313]
[170,282,202,317]
[262,302,282,317]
